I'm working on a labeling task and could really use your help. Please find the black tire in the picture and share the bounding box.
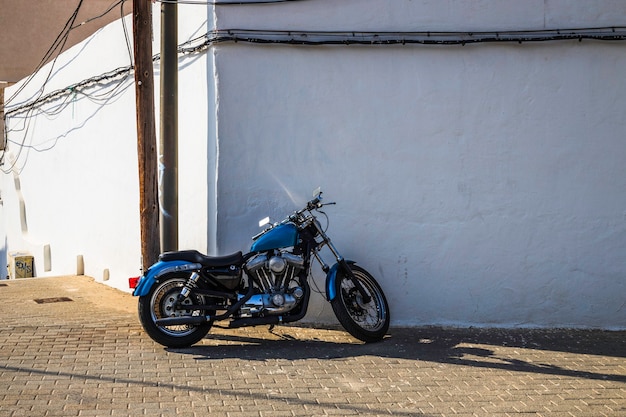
[138,274,212,348]
[330,264,390,343]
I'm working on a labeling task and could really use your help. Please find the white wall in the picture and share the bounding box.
[2,1,625,329]
[215,0,626,31]
[1,18,141,285]
[212,0,626,328]
[1,6,212,289]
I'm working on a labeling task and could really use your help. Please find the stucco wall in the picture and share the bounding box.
[2,1,625,329]
[1,6,212,285]
[212,0,626,327]
[213,40,626,327]
[1,16,142,283]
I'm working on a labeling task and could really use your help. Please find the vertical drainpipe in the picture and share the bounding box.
[159,0,178,252]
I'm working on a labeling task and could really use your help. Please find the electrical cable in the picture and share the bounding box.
[120,0,134,66]
[71,0,124,29]
[1,0,85,172]
[4,0,84,106]
[6,26,626,119]
[3,0,128,107]
[0,0,136,169]
[3,24,626,172]
[206,27,626,46]
[5,65,131,119]
[2,69,134,174]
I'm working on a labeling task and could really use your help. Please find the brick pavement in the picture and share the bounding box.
[0,276,624,416]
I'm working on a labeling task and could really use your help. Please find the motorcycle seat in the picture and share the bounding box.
[159,250,243,267]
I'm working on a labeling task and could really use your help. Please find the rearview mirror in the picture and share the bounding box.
[258,217,270,228]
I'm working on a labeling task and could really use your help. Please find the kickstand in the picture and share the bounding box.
[268,324,297,341]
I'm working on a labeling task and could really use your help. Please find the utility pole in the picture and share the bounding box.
[133,0,160,268]
[159,0,178,252]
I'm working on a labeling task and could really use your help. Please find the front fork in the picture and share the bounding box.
[312,224,372,304]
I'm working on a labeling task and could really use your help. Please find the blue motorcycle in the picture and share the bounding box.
[131,189,390,348]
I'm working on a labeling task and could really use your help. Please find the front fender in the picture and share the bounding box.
[325,260,356,301]
[132,260,202,297]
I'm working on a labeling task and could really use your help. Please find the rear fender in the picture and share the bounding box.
[132,260,202,297]
[325,260,356,301]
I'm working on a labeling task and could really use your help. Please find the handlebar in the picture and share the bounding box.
[301,195,335,214]
[253,190,335,239]
[289,194,336,223]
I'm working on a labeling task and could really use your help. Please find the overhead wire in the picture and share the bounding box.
[206,27,626,46]
[120,0,134,66]
[3,15,626,172]
[71,0,124,29]
[0,0,134,172]
[6,26,626,120]
[4,0,84,107]
[1,0,85,173]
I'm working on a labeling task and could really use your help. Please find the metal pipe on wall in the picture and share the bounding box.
[159,0,178,252]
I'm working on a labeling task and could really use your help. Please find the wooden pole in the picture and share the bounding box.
[133,0,160,269]
[0,85,6,150]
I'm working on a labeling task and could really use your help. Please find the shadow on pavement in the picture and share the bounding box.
[171,325,626,384]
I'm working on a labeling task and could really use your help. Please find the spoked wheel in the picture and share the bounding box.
[330,264,390,343]
[138,274,212,348]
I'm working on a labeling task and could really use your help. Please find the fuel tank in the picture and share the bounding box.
[250,223,298,252]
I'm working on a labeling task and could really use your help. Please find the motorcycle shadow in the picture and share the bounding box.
[167,324,373,361]
[165,324,505,363]
[167,325,626,384]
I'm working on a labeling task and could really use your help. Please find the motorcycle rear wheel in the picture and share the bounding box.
[138,274,212,348]
[330,264,390,343]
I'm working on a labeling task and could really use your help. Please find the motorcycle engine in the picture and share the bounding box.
[240,252,306,317]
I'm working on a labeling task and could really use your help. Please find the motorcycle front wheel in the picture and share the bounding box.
[138,274,212,348]
[330,264,390,343]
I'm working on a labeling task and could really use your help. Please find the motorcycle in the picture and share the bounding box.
[130,188,390,348]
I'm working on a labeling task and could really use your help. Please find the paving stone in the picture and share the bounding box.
[0,276,624,417]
